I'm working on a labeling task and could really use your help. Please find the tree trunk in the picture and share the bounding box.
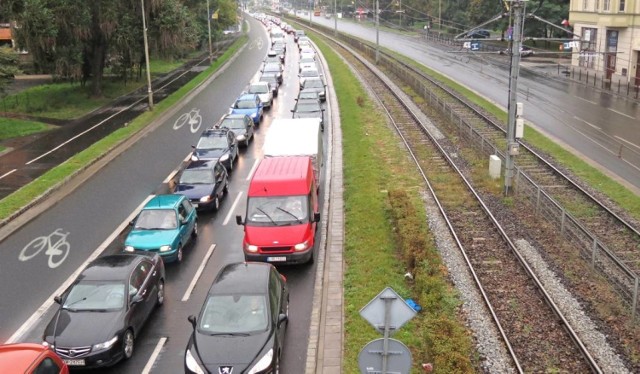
[89,2,106,98]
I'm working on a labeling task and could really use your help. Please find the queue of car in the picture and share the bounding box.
[0,15,324,374]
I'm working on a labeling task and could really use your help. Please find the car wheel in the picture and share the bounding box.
[177,245,184,263]
[191,222,198,238]
[157,280,165,306]
[122,330,134,360]
[307,247,315,265]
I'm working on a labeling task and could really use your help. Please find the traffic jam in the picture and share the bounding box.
[2,14,329,374]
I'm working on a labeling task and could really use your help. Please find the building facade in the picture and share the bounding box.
[570,0,640,85]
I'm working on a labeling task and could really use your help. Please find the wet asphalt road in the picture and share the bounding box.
[1,17,327,373]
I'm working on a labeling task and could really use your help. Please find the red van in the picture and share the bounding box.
[0,343,69,373]
[236,156,320,264]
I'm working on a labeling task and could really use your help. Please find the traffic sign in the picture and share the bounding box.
[470,41,480,51]
[360,287,417,334]
[358,338,412,374]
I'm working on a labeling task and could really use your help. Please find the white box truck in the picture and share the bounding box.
[262,118,324,189]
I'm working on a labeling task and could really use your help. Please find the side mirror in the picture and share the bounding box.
[180,219,188,226]
[314,212,321,223]
[277,313,288,327]
[54,296,62,304]
[188,315,197,329]
[236,215,244,225]
[191,145,196,149]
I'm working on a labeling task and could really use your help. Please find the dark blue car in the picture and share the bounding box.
[230,93,264,126]
[191,128,238,172]
[174,160,229,212]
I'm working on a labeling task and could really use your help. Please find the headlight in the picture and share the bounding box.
[220,154,229,162]
[250,112,257,118]
[248,348,273,374]
[185,349,205,374]
[294,241,309,251]
[236,134,246,141]
[200,196,211,203]
[92,336,118,351]
[246,244,259,252]
[124,246,135,252]
[159,245,172,252]
[191,154,199,161]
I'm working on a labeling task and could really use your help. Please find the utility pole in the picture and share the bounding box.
[334,0,338,36]
[504,0,525,194]
[141,0,154,110]
[375,0,379,63]
[207,0,213,63]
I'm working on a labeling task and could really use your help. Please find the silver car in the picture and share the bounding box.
[248,82,274,109]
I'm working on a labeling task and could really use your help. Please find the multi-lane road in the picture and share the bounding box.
[0,16,328,373]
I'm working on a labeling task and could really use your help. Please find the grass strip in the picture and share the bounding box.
[0,36,247,220]
[312,33,476,372]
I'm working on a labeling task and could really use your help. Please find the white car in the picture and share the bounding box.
[298,67,321,87]
[247,82,274,109]
[299,56,316,72]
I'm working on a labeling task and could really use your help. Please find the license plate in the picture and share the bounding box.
[192,203,198,208]
[267,256,287,262]
[63,359,85,366]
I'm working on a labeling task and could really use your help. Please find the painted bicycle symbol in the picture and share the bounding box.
[19,228,71,269]
[249,37,264,50]
[173,108,202,133]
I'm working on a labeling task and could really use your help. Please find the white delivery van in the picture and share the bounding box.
[262,118,323,189]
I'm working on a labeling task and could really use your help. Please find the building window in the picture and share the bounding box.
[603,0,610,11]
[595,0,599,11]
[582,0,588,10]
[618,0,625,11]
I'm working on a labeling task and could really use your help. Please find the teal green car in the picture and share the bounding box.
[124,195,198,263]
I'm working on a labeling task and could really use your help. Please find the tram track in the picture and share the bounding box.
[314,25,610,373]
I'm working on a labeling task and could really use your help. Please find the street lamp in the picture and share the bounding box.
[207,0,213,63]
[141,0,154,110]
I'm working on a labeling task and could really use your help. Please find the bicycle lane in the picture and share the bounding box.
[0,20,269,343]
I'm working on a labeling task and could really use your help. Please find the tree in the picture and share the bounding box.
[0,46,21,97]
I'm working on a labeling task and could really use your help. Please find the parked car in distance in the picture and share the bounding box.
[124,195,198,263]
[230,93,264,126]
[292,98,325,131]
[297,89,320,101]
[191,127,239,170]
[0,343,69,373]
[248,81,274,109]
[218,113,255,147]
[262,62,283,84]
[301,77,326,102]
[174,160,229,212]
[260,74,280,97]
[185,262,289,374]
[465,29,491,38]
[42,253,165,369]
[501,45,533,57]
[294,29,305,42]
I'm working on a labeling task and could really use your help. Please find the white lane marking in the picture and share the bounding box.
[575,96,597,105]
[223,192,243,226]
[615,136,640,152]
[0,169,17,180]
[608,108,636,119]
[574,116,601,130]
[141,337,168,374]
[182,244,217,302]
[247,158,260,181]
[6,195,155,344]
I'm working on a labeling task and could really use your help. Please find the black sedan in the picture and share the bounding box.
[191,127,238,172]
[291,98,325,131]
[42,253,165,369]
[185,262,289,374]
[174,159,229,212]
[260,74,279,97]
[300,77,326,102]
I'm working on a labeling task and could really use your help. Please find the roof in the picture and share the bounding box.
[263,118,321,158]
[237,93,258,101]
[0,344,47,370]
[209,262,271,295]
[144,194,183,210]
[249,156,313,196]
[0,28,11,41]
[81,254,149,281]
[185,159,219,171]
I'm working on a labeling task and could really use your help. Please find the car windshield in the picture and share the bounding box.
[304,79,324,89]
[296,101,321,112]
[299,92,319,100]
[300,70,318,77]
[135,209,178,230]
[196,135,228,149]
[64,281,126,311]
[263,65,280,73]
[180,169,214,184]
[300,57,315,64]
[249,84,269,94]
[235,99,257,109]
[246,195,309,225]
[200,294,269,333]
[221,118,247,130]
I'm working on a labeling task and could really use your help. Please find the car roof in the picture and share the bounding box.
[223,113,249,120]
[202,128,230,137]
[0,344,51,370]
[237,93,258,101]
[81,254,151,281]
[208,262,272,295]
[185,159,219,171]
[143,194,184,210]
